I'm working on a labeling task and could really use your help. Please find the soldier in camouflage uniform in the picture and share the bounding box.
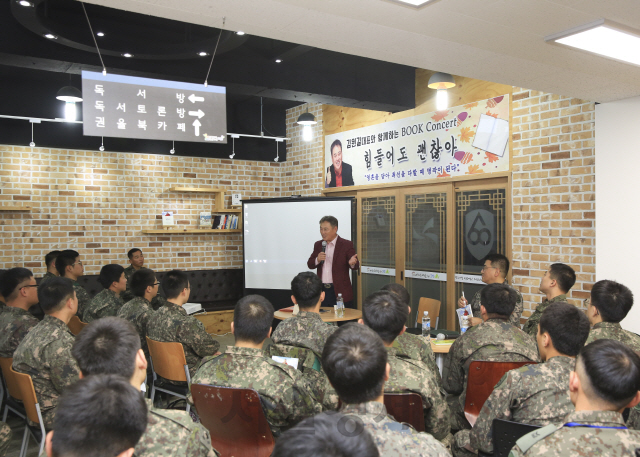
[190,295,323,437]
[381,283,443,388]
[117,268,158,361]
[522,264,575,337]
[72,316,219,457]
[55,249,92,318]
[510,339,640,457]
[0,268,40,357]
[82,264,127,323]
[323,323,451,456]
[584,279,640,351]
[0,421,10,457]
[121,249,169,310]
[362,291,451,442]
[458,254,523,327]
[453,303,590,456]
[445,283,540,431]
[12,277,80,429]
[43,250,62,281]
[147,270,219,378]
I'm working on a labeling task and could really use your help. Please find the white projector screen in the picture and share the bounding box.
[243,197,355,290]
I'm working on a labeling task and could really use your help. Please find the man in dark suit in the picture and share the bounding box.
[326,139,355,187]
[307,216,359,309]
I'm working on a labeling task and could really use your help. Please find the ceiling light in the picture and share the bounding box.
[56,86,83,103]
[122,53,133,58]
[96,32,105,37]
[546,20,640,67]
[44,34,57,39]
[428,72,455,110]
[198,52,209,56]
[236,31,245,36]
[297,111,316,142]
[18,1,33,7]
[275,59,282,63]
[385,0,432,8]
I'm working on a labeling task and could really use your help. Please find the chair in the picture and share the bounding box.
[492,419,541,457]
[415,297,441,329]
[464,361,537,427]
[0,357,26,422]
[11,367,46,457]
[191,384,275,457]
[145,337,191,414]
[67,315,88,336]
[383,392,425,432]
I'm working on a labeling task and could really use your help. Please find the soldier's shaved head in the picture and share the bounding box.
[233,295,274,344]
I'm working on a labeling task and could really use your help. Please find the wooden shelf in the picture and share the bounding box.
[214,208,241,213]
[0,206,32,211]
[168,187,224,193]
[142,229,241,234]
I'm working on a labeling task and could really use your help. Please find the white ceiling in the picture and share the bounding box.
[83,0,640,103]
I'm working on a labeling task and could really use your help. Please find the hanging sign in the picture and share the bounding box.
[324,95,509,188]
[81,71,227,143]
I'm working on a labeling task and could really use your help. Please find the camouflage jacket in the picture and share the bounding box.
[135,398,219,457]
[189,346,323,437]
[72,281,92,319]
[271,311,337,356]
[509,410,640,456]
[42,272,57,280]
[12,315,80,429]
[470,280,524,327]
[457,355,574,454]
[82,289,124,323]
[0,421,11,457]
[0,306,39,358]
[384,347,451,441]
[522,295,567,337]
[147,301,219,378]
[585,322,640,352]
[443,318,540,409]
[393,332,443,388]
[628,405,640,430]
[117,296,154,358]
[121,266,168,310]
[340,402,451,457]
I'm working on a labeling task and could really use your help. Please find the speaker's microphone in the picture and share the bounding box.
[320,241,327,265]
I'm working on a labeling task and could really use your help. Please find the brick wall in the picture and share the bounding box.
[510,89,595,315]
[0,145,282,275]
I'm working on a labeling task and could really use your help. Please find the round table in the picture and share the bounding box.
[274,306,362,323]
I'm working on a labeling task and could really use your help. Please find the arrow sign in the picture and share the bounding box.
[188,94,204,103]
[188,109,205,119]
[193,119,201,136]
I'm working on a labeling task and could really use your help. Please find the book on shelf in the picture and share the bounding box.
[199,212,212,228]
[211,213,238,230]
[162,211,174,226]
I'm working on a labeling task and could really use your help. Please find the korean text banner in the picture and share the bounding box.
[324,95,509,188]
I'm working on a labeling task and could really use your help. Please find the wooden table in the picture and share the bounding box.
[431,341,453,375]
[274,306,362,323]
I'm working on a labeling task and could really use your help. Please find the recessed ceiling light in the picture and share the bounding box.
[44,34,57,39]
[122,53,133,58]
[18,0,33,7]
[547,20,640,67]
[96,32,105,37]
[275,59,282,63]
[384,0,432,8]
[236,31,245,36]
[198,51,209,56]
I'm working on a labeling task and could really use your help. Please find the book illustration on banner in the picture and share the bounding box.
[162,211,174,227]
[199,212,212,228]
[212,213,238,229]
[472,114,509,157]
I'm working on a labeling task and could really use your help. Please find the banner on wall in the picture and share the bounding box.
[324,95,510,188]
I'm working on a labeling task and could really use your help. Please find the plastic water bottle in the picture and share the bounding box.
[461,311,470,334]
[336,293,345,318]
[422,311,431,342]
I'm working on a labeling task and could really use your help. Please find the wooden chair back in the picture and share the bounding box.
[492,419,541,457]
[10,368,40,425]
[0,357,23,401]
[145,337,188,382]
[415,297,442,328]
[383,392,425,432]
[191,384,275,457]
[465,361,537,427]
[68,315,87,336]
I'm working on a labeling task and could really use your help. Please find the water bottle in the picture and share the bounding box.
[336,293,344,318]
[422,311,431,342]
[461,311,470,334]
